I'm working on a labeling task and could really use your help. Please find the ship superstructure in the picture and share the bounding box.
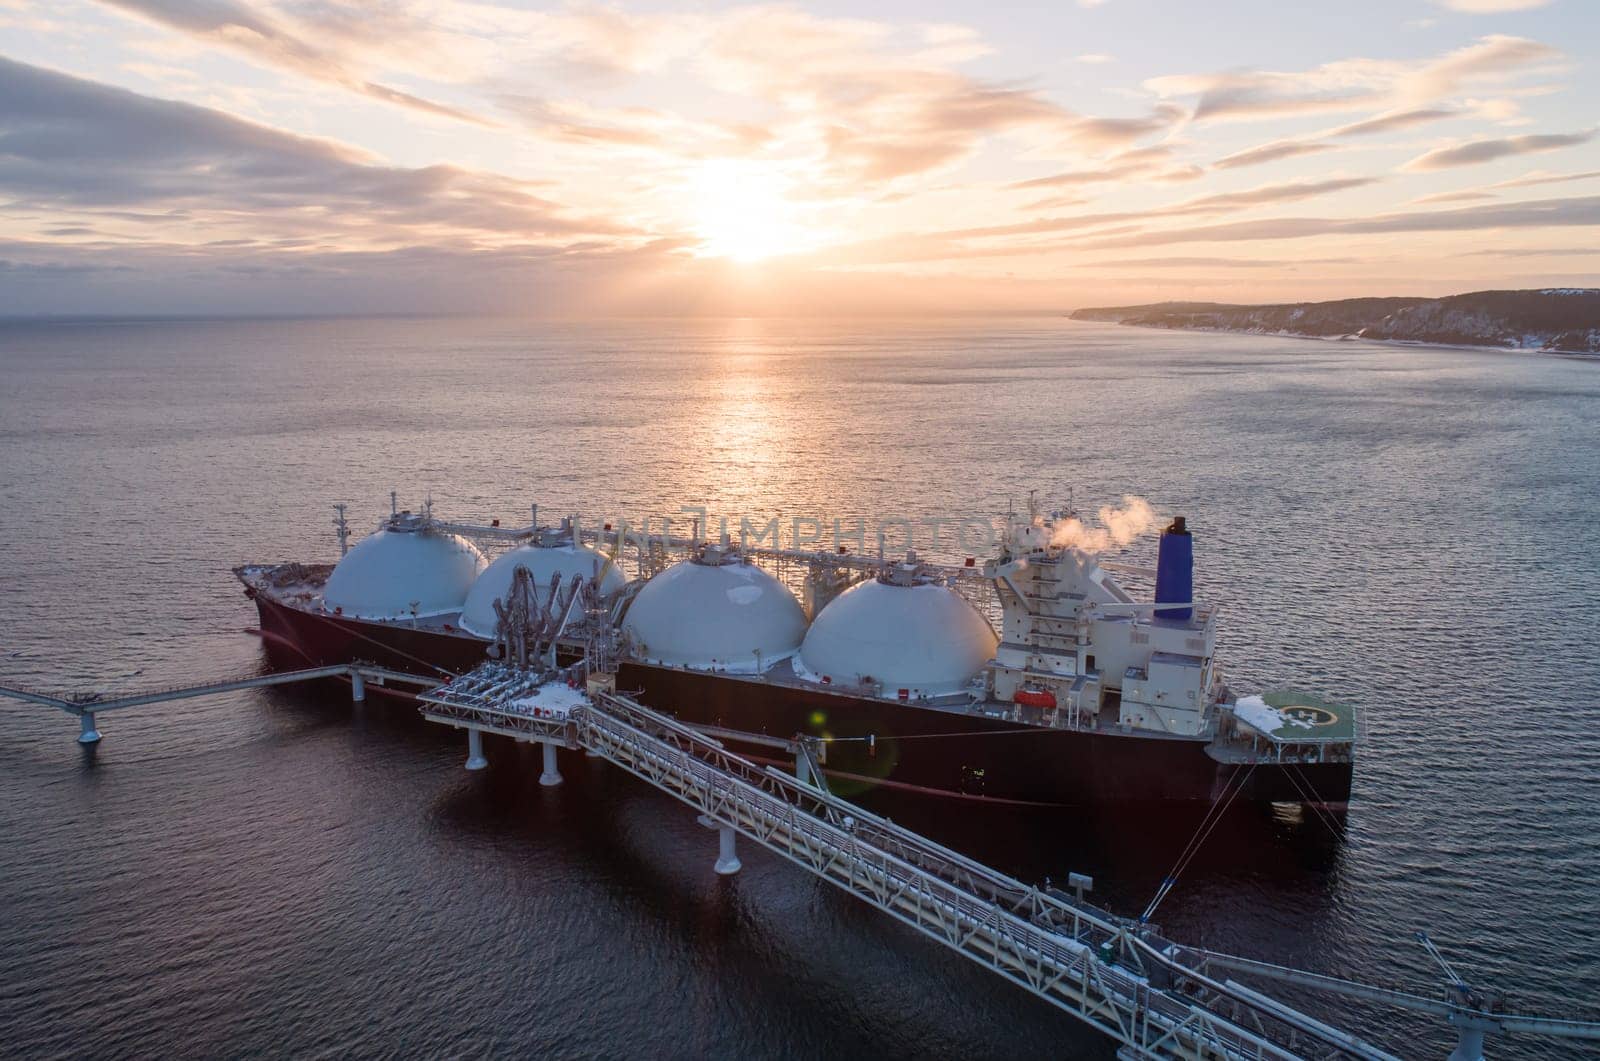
[989,513,1217,737]
[238,495,1357,807]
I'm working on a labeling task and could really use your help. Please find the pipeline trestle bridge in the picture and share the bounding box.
[4,662,1597,1060]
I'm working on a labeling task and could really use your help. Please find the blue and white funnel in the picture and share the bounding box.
[1154,516,1193,622]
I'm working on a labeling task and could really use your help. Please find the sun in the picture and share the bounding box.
[691,160,811,262]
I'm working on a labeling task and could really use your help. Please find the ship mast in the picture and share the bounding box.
[332,503,350,558]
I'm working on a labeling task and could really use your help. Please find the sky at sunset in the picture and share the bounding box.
[1,0,1597,316]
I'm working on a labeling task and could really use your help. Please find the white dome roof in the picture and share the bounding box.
[323,525,486,620]
[459,542,626,638]
[623,556,806,672]
[799,579,997,697]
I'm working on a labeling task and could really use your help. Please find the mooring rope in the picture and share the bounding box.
[1140,760,1257,924]
[297,606,462,679]
[1284,763,1346,839]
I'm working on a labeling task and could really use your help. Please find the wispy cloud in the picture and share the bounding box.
[1148,34,1561,124]
[1404,128,1597,169]
[89,2,1191,190]
[1215,140,1338,169]
[1431,0,1552,12]
[1413,189,1500,204]
[93,0,497,124]
[1211,108,1466,171]
[1466,245,1598,256]
[0,56,626,244]
[1493,169,1600,189]
[1082,195,1600,249]
[836,175,1385,258]
[682,8,1185,186]
[1326,107,1460,137]
[1010,145,1198,189]
[4,4,1596,313]
[1179,177,1381,210]
[1091,255,1362,269]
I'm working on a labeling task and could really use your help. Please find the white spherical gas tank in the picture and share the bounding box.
[799,577,996,698]
[459,542,626,638]
[323,522,486,621]
[623,549,806,672]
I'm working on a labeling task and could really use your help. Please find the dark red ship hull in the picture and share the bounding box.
[247,591,1353,808]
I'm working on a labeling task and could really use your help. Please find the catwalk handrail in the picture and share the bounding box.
[571,691,1337,1060]
[13,658,1595,1056]
[420,673,1384,1055]
[1184,948,1600,1041]
[588,691,1121,937]
[0,664,437,716]
[531,684,1593,1056]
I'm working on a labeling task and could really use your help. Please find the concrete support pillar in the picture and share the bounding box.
[77,711,101,745]
[465,728,487,771]
[1448,1027,1486,1061]
[715,824,741,875]
[539,742,563,787]
[351,671,366,703]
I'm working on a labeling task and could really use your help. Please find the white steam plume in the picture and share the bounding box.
[1048,495,1160,552]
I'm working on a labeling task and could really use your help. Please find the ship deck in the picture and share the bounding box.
[239,561,1353,765]
[236,563,482,640]
[1249,690,1358,745]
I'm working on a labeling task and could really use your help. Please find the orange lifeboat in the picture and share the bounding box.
[1014,686,1057,709]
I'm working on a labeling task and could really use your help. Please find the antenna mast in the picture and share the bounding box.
[332,503,351,557]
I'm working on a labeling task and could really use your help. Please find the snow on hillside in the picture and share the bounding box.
[1072,289,1600,354]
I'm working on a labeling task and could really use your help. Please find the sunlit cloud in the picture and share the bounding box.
[1413,189,1500,203]
[1,2,1596,313]
[1082,195,1600,249]
[1148,35,1561,124]
[1403,128,1597,169]
[1215,140,1339,169]
[0,56,630,246]
[93,0,499,124]
[1091,256,1362,269]
[1327,107,1460,137]
[1431,0,1551,11]
[1493,168,1600,189]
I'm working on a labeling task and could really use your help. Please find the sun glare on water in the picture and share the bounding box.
[692,160,812,262]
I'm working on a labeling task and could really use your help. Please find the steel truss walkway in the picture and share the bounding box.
[0,663,438,742]
[420,664,1389,1061]
[7,659,1597,1059]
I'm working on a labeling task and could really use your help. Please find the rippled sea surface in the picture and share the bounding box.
[1,317,1597,1059]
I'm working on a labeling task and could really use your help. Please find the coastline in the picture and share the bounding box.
[1078,317,1600,359]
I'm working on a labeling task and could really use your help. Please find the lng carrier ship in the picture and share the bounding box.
[237,497,1357,807]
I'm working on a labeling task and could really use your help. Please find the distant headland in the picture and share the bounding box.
[1071,289,1600,354]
